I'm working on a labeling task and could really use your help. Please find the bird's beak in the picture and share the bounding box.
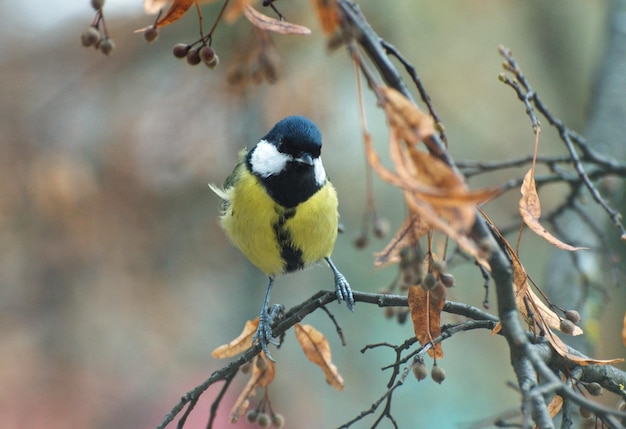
[294,153,314,166]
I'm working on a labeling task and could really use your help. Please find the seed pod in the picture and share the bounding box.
[431,364,446,384]
[373,217,390,238]
[430,259,446,274]
[172,43,190,59]
[579,406,593,420]
[99,37,115,56]
[396,308,409,324]
[430,282,446,301]
[246,410,259,423]
[186,48,202,66]
[584,382,602,396]
[199,45,215,63]
[564,309,581,324]
[143,26,159,43]
[559,319,575,335]
[91,0,105,10]
[412,360,427,381]
[617,399,626,412]
[383,306,395,320]
[80,26,101,47]
[205,54,219,69]
[271,413,285,428]
[440,272,455,288]
[256,412,271,428]
[422,272,437,290]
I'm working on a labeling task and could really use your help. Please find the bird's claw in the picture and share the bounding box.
[334,271,354,311]
[252,304,284,362]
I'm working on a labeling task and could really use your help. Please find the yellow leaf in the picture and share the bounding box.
[519,169,587,252]
[295,324,344,390]
[211,319,258,358]
[243,5,311,34]
[407,285,445,358]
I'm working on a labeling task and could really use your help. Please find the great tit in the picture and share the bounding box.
[211,115,354,360]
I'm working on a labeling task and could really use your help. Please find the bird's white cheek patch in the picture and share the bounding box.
[250,140,289,177]
[313,158,327,186]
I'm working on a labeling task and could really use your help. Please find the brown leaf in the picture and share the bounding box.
[381,87,435,144]
[229,352,275,422]
[295,324,344,390]
[224,0,253,22]
[374,215,430,267]
[211,319,258,358]
[310,0,340,35]
[519,169,587,252]
[547,332,624,366]
[155,0,195,28]
[547,395,563,418]
[243,5,312,35]
[407,285,445,358]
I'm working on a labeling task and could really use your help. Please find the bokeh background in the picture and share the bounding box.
[1,1,624,428]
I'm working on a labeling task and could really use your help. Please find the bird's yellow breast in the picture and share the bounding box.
[219,167,339,277]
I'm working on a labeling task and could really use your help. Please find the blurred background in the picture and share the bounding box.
[1,1,624,428]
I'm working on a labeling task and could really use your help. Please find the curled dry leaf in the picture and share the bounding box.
[519,169,587,252]
[407,285,445,358]
[311,0,341,35]
[294,324,344,391]
[229,352,275,422]
[211,318,258,358]
[381,87,435,144]
[547,394,563,418]
[547,331,623,366]
[243,5,312,34]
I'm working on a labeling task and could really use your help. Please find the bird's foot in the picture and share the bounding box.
[334,271,355,311]
[252,304,284,362]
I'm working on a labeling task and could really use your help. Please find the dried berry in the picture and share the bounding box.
[91,0,105,10]
[412,360,427,381]
[584,382,602,396]
[271,413,285,428]
[431,259,446,274]
[81,26,101,47]
[559,319,575,335]
[256,355,268,371]
[383,306,395,320]
[440,272,455,288]
[396,308,408,324]
[431,364,446,384]
[422,272,437,290]
[373,217,390,238]
[99,37,115,56]
[430,282,446,301]
[186,48,202,66]
[564,309,581,324]
[246,410,259,423]
[199,45,215,63]
[205,54,219,69]
[143,26,159,43]
[579,406,593,419]
[256,412,271,428]
[172,43,190,59]
[353,234,368,249]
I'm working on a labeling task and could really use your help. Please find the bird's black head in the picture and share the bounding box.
[247,116,327,208]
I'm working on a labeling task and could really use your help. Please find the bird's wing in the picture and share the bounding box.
[208,149,248,210]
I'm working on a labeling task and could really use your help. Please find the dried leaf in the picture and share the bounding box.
[295,324,344,390]
[224,0,253,22]
[519,169,587,251]
[155,0,195,27]
[374,215,430,267]
[407,285,445,358]
[310,0,340,35]
[547,395,563,418]
[211,319,258,358]
[229,352,275,422]
[547,332,624,366]
[243,5,311,35]
[381,87,435,144]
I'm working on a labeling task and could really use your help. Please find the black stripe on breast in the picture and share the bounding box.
[273,207,304,273]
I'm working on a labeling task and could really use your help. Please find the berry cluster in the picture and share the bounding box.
[412,356,446,384]
[80,0,115,56]
[239,355,285,428]
[172,43,220,69]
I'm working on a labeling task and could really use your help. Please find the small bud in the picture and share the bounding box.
[373,217,390,238]
[246,410,259,423]
[559,319,575,335]
[422,272,437,291]
[240,361,252,374]
[271,413,285,428]
[143,26,159,43]
[431,364,446,384]
[257,412,271,428]
[99,37,115,56]
[186,48,202,66]
[81,26,101,47]
[199,45,215,63]
[172,43,190,59]
[205,54,219,69]
[440,272,455,288]
[564,309,581,324]
[353,234,368,249]
[91,0,105,10]
[256,355,268,371]
[584,382,602,396]
[412,360,427,381]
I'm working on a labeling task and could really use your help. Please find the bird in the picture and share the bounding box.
[210,115,354,361]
